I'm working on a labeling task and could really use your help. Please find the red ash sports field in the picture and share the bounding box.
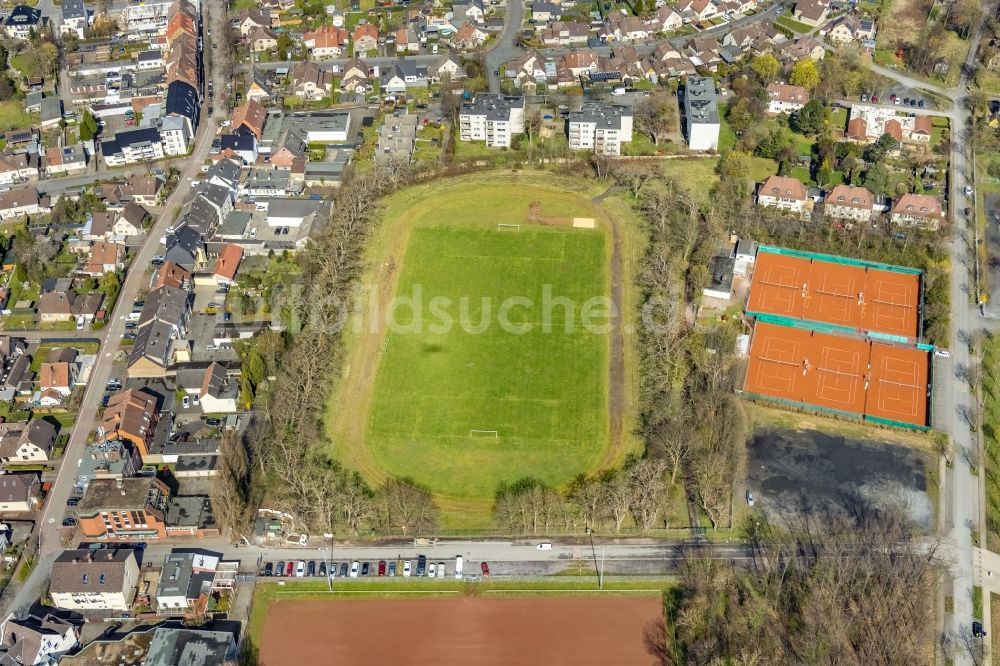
[746,252,920,338]
[744,322,929,426]
[259,596,665,666]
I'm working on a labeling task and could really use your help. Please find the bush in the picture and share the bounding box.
[988,160,1000,179]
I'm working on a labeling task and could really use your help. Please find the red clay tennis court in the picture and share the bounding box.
[744,322,869,416]
[867,344,929,427]
[747,251,920,339]
[860,269,921,339]
[746,253,809,320]
[745,322,930,426]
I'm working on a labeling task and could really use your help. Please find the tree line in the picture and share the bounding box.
[663,509,945,665]
[218,165,446,539]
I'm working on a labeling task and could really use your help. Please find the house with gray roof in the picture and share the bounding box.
[144,626,237,665]
[49,548,139,611]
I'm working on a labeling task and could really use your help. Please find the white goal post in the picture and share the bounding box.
[469,430,499,437]
[497,224,520,231]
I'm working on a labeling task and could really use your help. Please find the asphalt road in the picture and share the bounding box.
[2,12,223,620]
[139,538,753,577]
[485,0,525,94]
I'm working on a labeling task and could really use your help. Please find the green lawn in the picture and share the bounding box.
[775,11,814,33]
[0,101,36,133]
[366,225,608,500]
[660,156,777,201]
[982,336,1000,551]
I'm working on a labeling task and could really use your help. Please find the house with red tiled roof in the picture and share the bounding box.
[212,244,243,286]
[304,25,349,59]
[80,241,124,277]
[891,194,944,231]
[452,22,488,49]
[353,24,379,54]
[232,99,267,140]
[154,262,192,291]
[766,83,810,115]
[824,184,875,222]
[757,176,810,216]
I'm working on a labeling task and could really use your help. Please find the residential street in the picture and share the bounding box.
[2,79,222,626]
[859,12,994,661]
[485,0,524,93]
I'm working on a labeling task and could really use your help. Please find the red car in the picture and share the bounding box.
[285,562,294,576]
[378,560,387,576]
[480,561,490,577]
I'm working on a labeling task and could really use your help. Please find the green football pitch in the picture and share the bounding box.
[366,224,610,500]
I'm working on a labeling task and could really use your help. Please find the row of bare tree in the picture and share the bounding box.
[666,510,944,665]
[491,456,670,535]
[628,170,746,530]
[215,165,445,537]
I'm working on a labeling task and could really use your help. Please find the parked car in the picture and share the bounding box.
[417,555,427,576]
[350,561,360,578]
[319,562,327,577]
[437,562,445,578]
[62,517,77,526]
[276,561,285,577]
[428,562,436,578]
[264,562,273,576]
[193,394,200,406]
[307,561,316,577]
[182,396,190,408]
[285,562,294,576]
[361,561,370,576]
[388,561,396,576]
[746,491,755,507]
[973,621,986,637]
[295,561,305,577]
[536,543,552,550]
[66,496,80,506]
[340,562,349,577]
[454,556,464,579]
[206,418,221,426]
[378,560,386,576]
[403,560,412,577]
[480,561,490,577]
[934,349,951,358]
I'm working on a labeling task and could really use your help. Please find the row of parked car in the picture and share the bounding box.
[261,555,491,580]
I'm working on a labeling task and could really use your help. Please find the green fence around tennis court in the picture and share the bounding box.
[756,245,923,275]
[742,392,931,432]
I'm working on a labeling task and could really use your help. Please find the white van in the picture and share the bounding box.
[454,555,463,580]
[126,312,141,323]
[611,87,626,96]
[432,44,438,54]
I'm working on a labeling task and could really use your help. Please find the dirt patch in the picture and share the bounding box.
[259,596,666,666]
[879,0,932,47]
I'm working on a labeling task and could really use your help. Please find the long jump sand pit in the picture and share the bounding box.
[259,595,665,666]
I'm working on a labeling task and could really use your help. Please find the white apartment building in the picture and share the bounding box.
[684,76,720,151]
[459,94,526,148]
[160,116,191,156]
[568,102,634,156]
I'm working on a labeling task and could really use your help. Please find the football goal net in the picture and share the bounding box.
[497,224,520,231]
[469,429,499,437]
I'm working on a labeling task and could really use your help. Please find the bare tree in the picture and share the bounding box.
[376,477,438,535]
[626,457,667,531]
[633,91,677,146]
[210,432,253,539]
